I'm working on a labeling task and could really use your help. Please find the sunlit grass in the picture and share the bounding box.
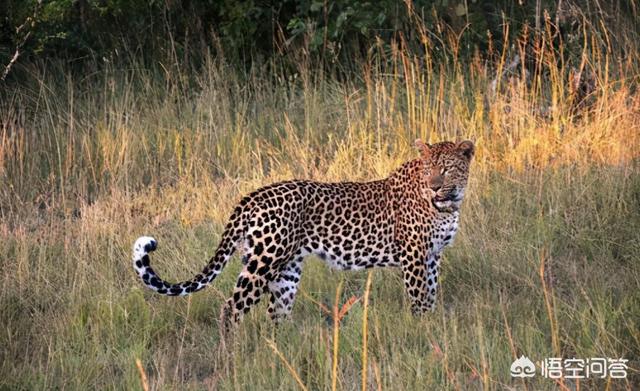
[0,16,639,390]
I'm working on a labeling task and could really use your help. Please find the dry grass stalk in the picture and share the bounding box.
[265,338,309,391]
[361,271,373,391]
[135,358,150,391]
[331,280,343,391]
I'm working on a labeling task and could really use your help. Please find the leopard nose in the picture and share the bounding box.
[429,175,444,191]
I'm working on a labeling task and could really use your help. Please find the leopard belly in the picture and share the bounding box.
[299,220,399,271]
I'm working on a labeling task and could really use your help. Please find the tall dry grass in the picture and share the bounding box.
[1,14,639,390]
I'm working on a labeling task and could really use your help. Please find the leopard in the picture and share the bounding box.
[132,139,474,329]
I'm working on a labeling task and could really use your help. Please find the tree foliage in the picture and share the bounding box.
[1,0,638,71]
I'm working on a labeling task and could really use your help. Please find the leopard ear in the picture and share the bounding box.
[415,139,431,159]
[457,140,475,160]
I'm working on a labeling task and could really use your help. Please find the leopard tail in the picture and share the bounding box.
[132,206,246,296]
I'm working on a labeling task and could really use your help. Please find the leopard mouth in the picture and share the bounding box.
[435,193,462,203]
[433,192,463,212]
[433,199,458,212]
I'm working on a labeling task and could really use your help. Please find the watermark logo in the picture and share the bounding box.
[510,357,628,379]
[510,356,536,378]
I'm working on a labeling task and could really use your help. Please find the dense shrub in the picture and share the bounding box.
[2,0,637,72]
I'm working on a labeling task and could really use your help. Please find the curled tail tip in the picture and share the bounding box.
[133,236,157,259]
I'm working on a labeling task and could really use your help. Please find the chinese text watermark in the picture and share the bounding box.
[510,356,628,379]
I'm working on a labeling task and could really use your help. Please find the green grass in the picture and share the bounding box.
[1,21,639,390]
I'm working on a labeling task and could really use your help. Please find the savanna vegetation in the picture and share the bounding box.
[1,1,639,390]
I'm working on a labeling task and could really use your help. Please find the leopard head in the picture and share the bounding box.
[415,139,474,212]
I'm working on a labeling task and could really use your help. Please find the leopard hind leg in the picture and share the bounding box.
[267,251,305,322]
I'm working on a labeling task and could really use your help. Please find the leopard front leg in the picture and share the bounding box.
[400,257,432,315]
[425,253,441,311]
